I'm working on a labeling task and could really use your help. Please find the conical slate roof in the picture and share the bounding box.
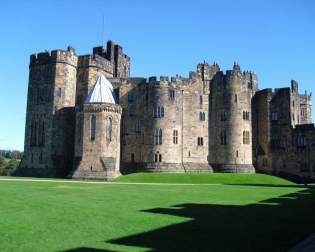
[85,74,117,104]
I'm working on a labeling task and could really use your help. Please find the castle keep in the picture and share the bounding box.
[18,40,315,181]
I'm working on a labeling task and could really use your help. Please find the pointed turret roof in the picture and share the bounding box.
[85,74,117,104]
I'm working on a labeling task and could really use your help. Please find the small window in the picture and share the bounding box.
[169,89,175,100]
[297,135,307,147]
[135,120,141,133]
[243,131,250,144]
[131,153,135,163]
[90,115,96,141]
[154,128,163,145]
[271,111,278,121]
[199,95,203,105]
[57,88,61,97]
[106,117,112,142]
[199,112,205,121]
[197,137,204,146]
[153,106,164,118]
[236,150,238,157]
[234,94,238,103]
[220,130,227,145]
[173,130,178,144]
[159,154,162,162]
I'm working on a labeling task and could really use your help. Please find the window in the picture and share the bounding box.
[153,106,164,118]
[131,153,135,163]
[297,135,307,147]
[154,128,163,145]
[243,131,250,144]
[271,111,278,121]
[197,137,204,146]
[135,120,141,133]
[90,115,96,141]
[221,111,227,121]
[243,111,250,120]
[106,117,112,142]
[234,94,238,103]
[169,89,175,100]
[128,92,135,102]
[236,150,238,157]
[220,130,227,145]
[199,112,205,121]
[199,95,203,105]
[57,88,61,97]
[154,153,162,163]
[173,130,178,144]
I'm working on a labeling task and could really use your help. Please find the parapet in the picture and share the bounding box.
[30,46,78,67]
[78,54,113,74]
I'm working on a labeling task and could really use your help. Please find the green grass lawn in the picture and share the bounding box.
[115,172,295,186]
[0,174,314,251]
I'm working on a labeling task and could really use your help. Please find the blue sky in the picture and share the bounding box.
[0,0,314,150]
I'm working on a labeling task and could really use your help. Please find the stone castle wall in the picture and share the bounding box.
[209,65,256,173]
[19,40,315,180]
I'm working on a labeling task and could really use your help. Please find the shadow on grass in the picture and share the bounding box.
[65,188,315,252]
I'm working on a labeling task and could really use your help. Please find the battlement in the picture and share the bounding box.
[77,54,113,74]
[30,46,77,67]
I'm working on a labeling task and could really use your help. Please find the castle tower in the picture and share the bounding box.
[18,47,78,177]
[71,73,122,180]
[209,63,256,173]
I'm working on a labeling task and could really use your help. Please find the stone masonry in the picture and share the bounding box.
[17,39,315,180]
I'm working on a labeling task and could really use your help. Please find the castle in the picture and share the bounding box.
[17,40,315,181]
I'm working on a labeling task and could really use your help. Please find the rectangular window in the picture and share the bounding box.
[153,106,165,118]
[131,153,135,163]
[135,120,141,133]
[169,89,175,100]
[220,130,227,145]
[154,128,162,145]
[197,137,204,146]
[199,95,203,105]
[199,112,205,121]
[243,131,250,144]
[271,111,278,121]
[173,130,178,144]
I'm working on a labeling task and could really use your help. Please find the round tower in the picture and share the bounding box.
[72,74,122,180]
[209,63,255,173]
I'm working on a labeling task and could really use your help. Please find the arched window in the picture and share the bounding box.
[90,115,96,141]
[106,117,112,142]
